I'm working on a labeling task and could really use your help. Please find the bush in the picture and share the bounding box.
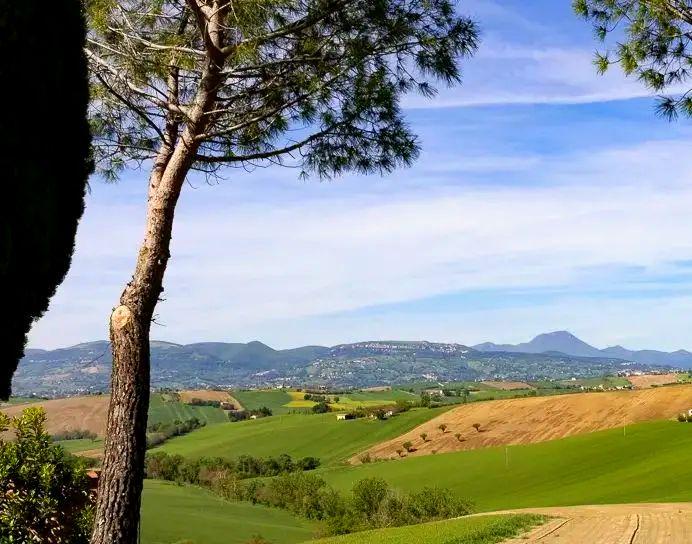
[0,408,93,543]
[188,398,222,407]
[679,413,687,422]
[403,441,414,452]
[146,417,204,447]
[312,402,330,414]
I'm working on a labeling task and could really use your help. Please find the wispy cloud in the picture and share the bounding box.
[28,138,692,350]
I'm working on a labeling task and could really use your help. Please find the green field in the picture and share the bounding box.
[148,393,229,426]
[140,480,315,544]
[321,420,692,511]
[56,437,103,453]
[232,389,295,414]
[155,407,449,465]
[306,515,544,544]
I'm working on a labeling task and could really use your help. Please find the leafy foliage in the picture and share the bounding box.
[0,408,94,543]
[574,0,692,119]
[0,0,91,399]
[85,0,479,180]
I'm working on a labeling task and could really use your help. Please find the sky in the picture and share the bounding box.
[29,0,692,352]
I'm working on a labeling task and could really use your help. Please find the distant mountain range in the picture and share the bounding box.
[12,332,688,397]
[473,331,692,368]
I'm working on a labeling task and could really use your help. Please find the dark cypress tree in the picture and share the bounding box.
[0,0,92,399]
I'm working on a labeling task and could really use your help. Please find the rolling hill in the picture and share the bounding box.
[141,480,315,544]
[13,336,678,396]
[153,407,449,465]
[321,419,692,512]
[354,384,692,461]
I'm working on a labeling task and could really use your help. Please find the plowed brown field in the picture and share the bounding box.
[354,384,692,462]
[627,373,681,388]
[178,389,237,404]
[1,395,110,436]
[481,381,534,390]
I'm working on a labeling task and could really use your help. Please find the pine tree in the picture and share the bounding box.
[84,1,479,541]
[574,0,692,119]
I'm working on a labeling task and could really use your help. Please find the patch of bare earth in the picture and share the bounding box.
[353,384,692,463]
[498,503,692,543]
[481,380,534,390]
[1,395,110,437]
[627,373,682,389]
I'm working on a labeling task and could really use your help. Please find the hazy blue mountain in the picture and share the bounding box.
[474,331,602,358]
[475,331,692,368]
[12,335,685,396]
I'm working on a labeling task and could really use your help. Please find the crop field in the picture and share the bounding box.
[155,407,449,465]
[324,420,692,512]
[305,514,545,544]
[148,393,228,426]
[140,480,315,544]
[626,373,683,388]
[55,437,103,454]
[232,389,295,414]
[561,376,631,389]
[1,395,111,436]
[233,388,419,413]
[357,384,692,460]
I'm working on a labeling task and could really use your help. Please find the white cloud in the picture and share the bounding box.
[27,139,692,350]
[405,44,687,109]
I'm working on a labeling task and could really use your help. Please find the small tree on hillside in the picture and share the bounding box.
[403,441,414,453]
[85,2,479,541]
[438,423,448,433]
[420,432,428,442]
[472,423,481,432]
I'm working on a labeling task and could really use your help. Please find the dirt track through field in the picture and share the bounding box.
[498,503,692,543]
[354,384,692,462]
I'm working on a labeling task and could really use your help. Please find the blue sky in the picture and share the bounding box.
[29,0,692,351]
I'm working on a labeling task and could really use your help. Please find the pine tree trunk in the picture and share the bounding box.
[90,27,223,540]
[90,147,191,544]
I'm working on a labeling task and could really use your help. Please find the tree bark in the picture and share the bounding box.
[90,145,193,543]
[91,5,226,541]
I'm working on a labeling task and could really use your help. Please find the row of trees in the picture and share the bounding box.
[146,451,320,482]
[145,417,206,447]
[183,468,472,536]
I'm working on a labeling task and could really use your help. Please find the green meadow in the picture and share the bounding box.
[140,480,316,544]
[148,393,229,426]
[56,437,103,453]
[155,407,449,465]
[321,420,692,511]
[232,389,296,414]
[306,515,544,544]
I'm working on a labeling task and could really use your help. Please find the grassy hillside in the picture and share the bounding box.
[148,393,228,426]
[155,407,448,465]
[140,480,315,544]
[306,515,544,544]
[321,420,692,511]
[232,389,295,414]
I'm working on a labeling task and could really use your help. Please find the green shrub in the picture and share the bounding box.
[0,408,93,543]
